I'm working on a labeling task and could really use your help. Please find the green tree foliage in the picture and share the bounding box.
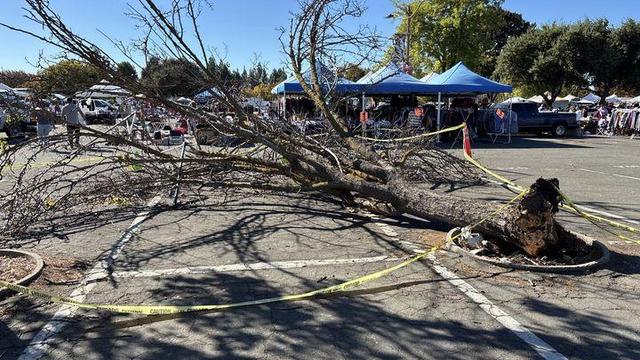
[37,60,102,95]
[478,6,533,76]
[0,70,37,88]
[401,0,504,75]
[567,19,640,101]
[338,63,367,81]
[616,19,640,93]
[141,56,205,97]
[495,24,579,108]
[268,68,287,84]
[116,61,138,81]
[497,19,640,106]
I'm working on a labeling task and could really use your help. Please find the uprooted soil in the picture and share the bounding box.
[455,226,602,266]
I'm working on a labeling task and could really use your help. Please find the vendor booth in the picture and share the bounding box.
[423,62,513,141]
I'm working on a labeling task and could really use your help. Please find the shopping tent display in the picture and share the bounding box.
[418,62,512,142]
[356,62,438,95]
[271,63,361,95]
[425,62,512,94]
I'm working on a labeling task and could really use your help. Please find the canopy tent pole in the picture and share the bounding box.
[508,97,512,144]
[436,92,442,142]
[361,92,366,136]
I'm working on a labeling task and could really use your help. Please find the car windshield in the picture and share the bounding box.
[95,100,110,107]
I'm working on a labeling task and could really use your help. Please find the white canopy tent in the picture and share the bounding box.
[76,79,131,99]
[559,94,579,102]
[605,94,622,104]
[575,99,595,105]
[628,96,640,104]
[0,82,29,97]
[498,96,530,105]
[582,93,601,103]
[527,95,544,104]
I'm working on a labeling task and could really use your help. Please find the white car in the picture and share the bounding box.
[79,99,119,122]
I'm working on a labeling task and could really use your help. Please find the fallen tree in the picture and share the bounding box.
[0,0,566,257]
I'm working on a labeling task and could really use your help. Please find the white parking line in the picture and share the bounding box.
[113,256,401,279]
[19,196,162,360]
[426,253,567,360]
[573,204,640,225]
[367,214,567,360]
[579,168,640,182]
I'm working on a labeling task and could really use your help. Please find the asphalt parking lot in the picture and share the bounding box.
[1,134,639,359]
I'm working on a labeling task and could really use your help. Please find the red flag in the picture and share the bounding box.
[463,124,473,158]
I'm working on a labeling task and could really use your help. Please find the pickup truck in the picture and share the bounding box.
[496,102,578,137]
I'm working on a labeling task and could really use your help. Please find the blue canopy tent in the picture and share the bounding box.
[356,62,438,95]
[271,75,360,95]
[271,61,361,95]
[271,63,362,118]
[425,62,512,94]
[425,62,513,141]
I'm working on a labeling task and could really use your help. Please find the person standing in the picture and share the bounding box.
[61,98,85,148]
[34,101,56,146]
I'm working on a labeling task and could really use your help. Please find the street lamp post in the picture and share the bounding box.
[386,3,414,74]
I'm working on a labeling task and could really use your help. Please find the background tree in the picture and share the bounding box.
[116,61,138,81]
[268,67,288,84]
[616,19,640,94]
[0,70,37,88]
[140,56,205,97]
[478,6,533,77]
[400,0,504,75]
[338,63,367,81]
[568,18,640,101]
[36,59,102,95]
[244,83,275,100]
[495,24,579,108]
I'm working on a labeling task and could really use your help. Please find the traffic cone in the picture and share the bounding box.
[463,123,472,158]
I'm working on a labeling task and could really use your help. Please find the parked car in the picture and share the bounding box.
[496,102,578,137]
[78,99,119,124]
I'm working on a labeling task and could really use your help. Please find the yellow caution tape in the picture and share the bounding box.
[0,190,526,315]
[463,148,640,243]
[0,247,439,315]
[356,123,465,143]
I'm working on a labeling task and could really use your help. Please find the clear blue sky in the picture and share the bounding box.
[0,0,638,73]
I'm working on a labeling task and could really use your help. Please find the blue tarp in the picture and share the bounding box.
[356,62,439,95]
[271,63,361,95]
[426,62,512,94]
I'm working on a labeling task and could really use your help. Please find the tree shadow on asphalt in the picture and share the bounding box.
[58,271,541,360]
[3,205,150,247]
[109,192,416,275]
